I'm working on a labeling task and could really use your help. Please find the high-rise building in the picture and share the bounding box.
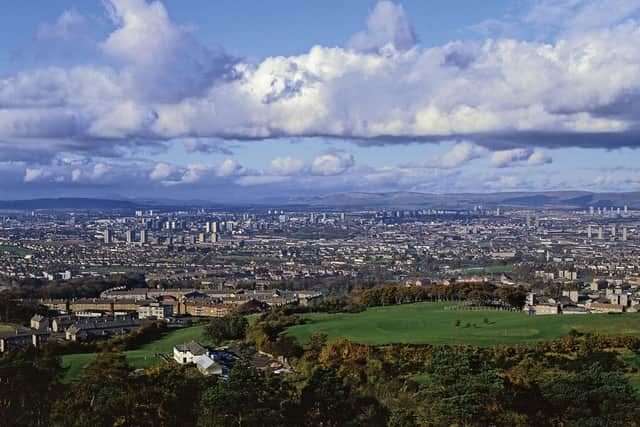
[624,205,629,215]
[611,225,616,239]
[103,229,111,244]
[211,232,218,243]
[622,227,628,241]
[589,206,594,216]
[125,229,133,244]
[198,232,206,243]
[140,229,148,245]
[598,226,604,240]
[587,225,592,240]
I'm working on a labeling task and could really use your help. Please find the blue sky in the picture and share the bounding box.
[1,0,639,201]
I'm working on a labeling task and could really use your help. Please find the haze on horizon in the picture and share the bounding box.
[1,0,640,202]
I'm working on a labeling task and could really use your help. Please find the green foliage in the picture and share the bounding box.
[417,351,510,426]
[0,348,66,427]
[297,368,386,427]
[198,360,295,427]
[538,364,640,426]
[203,315,248,345]
[246,310,305,358]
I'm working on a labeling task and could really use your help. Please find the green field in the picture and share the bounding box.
[0,244,31,257]
[0,323,28,333]
[285,302,640,347]
[454,264,514,274]
[62,324,207,380]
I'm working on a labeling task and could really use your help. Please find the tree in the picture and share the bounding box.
[198,359,295,427]
[297,368,386,427]
[538,364,640,426]
[137,363,211,427]
[51,350,143,427]
[0,348,66,427]
[417,350,515,426]
[203,315,248,345]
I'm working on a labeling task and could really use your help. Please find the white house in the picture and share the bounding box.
[193,354,223,376]
[173,341,208,365]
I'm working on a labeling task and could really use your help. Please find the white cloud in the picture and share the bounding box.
[491,148,553,167]
[0,0,639,154]
[91,163,110,178]
[271,156,306,176]
[311,152,355,175]
[24,168,46,182]
[217,159,242,177]
[490,148,530,168]
[149,162,175,180]
[348,1,418,53]
[416,142,488,169]
[37,9,87,41]
[71,168,82,182]
[527,150,553,166]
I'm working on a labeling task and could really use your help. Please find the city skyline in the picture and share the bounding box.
[1,0,640,201]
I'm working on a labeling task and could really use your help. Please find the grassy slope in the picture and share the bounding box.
[284,302,640,347]
[62,324,207,380]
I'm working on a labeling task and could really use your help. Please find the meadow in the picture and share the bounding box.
[285,302,640,347]
[62,324,207,380]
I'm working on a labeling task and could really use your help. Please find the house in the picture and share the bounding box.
[138,302,173,320]
[51,315,75,332]
[30,314,50,331]
[0,331,50,353]
[193,354,223,376]
[174,341,208,365]
[65,317,141,341]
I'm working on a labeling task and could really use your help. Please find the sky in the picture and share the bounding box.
[1,0,640,202]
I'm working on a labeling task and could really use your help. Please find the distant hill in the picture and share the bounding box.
[0,198,139,210]
[290,191,640,209]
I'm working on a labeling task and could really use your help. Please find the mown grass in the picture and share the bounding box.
[285,302,640,347]
[61,324,207,381]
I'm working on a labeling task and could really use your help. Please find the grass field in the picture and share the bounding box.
[0,244,31,257]
[0,323,27,333]
[453,264,514,274]
[285,302,640,347]
[62,324,207,380]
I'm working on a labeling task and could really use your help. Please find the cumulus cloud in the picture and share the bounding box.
[149,162,175,180]
[217,159,242,177]
[491,148,553,167]
[527,150,553,166]
[311,152,355,175]
[271,156,306,176]
[416,142,488,169]
[1,0,640,156]
[36,9,88,42]
[102,0,235,103]
[2,0,640,198]
[348,1,418,53]
[24,168,46,182]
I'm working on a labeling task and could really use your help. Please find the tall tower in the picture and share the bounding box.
[622,227,628,241]
[103,229,111,244]
[140,229,148,245]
